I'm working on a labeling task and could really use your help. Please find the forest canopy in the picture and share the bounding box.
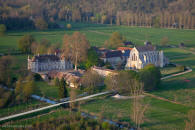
[0,0,195,29]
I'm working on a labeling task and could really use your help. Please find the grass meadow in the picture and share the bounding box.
[0,23,195,129]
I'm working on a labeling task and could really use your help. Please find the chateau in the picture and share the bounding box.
[125,45,169,69]
[28,54,73,73]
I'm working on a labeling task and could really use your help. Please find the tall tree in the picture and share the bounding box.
[130,81,149,130]
[59,78,68,98]
[139,64,161,91]
[104,32,126,49]
[81,70,104,94]
[0,24,6,36]
[63,32,90,70]
[0,56,14,86]
[18,34,35,53]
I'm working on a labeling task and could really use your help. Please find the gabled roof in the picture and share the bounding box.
[135,45,155,52]
[101,50,122,58]
[32,54,60,62]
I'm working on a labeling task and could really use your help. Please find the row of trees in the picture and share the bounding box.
[116,12,195,29]
[1,0,195,29]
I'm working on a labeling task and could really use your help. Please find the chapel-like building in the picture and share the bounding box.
[28,54,73,73]
[125,45,169,69]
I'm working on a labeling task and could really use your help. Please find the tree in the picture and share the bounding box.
[15,77,23,95]
[69,89,78,111]
[63,32,90,70]
[153,16,160,28]
[130,81,149,130]
[59,78,68,98]
[81,70,104,94]
[139,64,161,91]
[105,70,138,94]
[18,34,35,53]
[36,39,50,54]
[54,77,60,87]
[23,80,36,101]
[0,24,6,36]
[185,110,195,130]
[47,43,60,54]
[160,36,169,46]
[83,48,99,69]
[104,32,126,49]
[0,56,14,86]
[34,17,48,30]
[66,24,72,29]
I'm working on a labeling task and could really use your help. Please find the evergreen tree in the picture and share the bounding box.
[54,77,60,87]
[59,78,68,98]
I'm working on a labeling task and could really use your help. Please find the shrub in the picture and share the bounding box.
[34,73,43,81]
[0,24,6,36]
[67,24,72,29]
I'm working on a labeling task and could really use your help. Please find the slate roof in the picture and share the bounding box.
[122,50,130,57]
[32,54,60,62]
[136,45,155,52]
[101,50,122,58]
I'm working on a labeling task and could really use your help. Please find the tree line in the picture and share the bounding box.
[0,0,195,30]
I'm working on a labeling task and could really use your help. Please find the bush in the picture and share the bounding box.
[0,24,6,36]
[33,73,43,81]
[66,24,72,29]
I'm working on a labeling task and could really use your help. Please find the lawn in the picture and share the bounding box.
[154,47,195,107]
[1,23,195,53]
[80,95,192,130]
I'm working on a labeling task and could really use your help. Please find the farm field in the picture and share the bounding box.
[0,23,195,129]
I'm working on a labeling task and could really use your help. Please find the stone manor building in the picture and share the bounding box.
[125,45,169,69]
[28,54,73,73]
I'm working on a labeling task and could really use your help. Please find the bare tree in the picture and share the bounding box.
[130,81,149,130]
[81,70,104,94]
[185,110,195,130]
[63,32,90,70]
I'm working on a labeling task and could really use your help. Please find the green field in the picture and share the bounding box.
[1,23,195,53]
[80,95,191,130]
[0,23,195,129]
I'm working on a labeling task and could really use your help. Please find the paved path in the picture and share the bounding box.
[161,66,192,80]
[0,91,110,122]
